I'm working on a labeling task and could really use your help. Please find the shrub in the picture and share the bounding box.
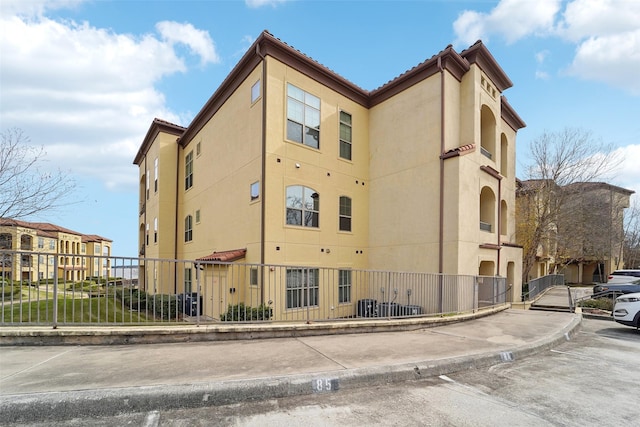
[580,298,614,311]
[115,288,148,310]
[221,303,272,321]
[149,294,178,320]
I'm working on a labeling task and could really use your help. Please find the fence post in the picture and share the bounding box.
[52,255,58,329]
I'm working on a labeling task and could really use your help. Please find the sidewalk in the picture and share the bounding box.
[0,309,581,424]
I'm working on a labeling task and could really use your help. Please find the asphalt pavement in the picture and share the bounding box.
[0,301,582,425]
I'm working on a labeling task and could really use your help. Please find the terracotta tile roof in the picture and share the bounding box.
[441,143,476,159]
[196,249,247,262]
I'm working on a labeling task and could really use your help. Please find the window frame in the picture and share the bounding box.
[286,83,320,149]
[339,110,352,160]
[185,151,194,190]
[286,268,319,309]
[154,158,158,193]
[339,196,352,232]
[250,181,260,202]
[184,215,193,242]
[251,79,261,104]
[286,185,320,228]
[338,270,352,304]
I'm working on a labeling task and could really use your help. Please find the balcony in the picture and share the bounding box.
[480,146,492,160]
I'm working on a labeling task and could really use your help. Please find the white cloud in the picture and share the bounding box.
[0,0,84,18]
[453,0,640,96]
[0,12,217,191]
[245,0,288,8]
[156,21,220,65]
[557,0,640,42]
[565,29,640,94]
[613,144,640,197]
[454,0,561,46]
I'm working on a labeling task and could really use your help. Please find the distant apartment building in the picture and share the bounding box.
[134,31,525,318]
[516,181,634,284]
[0,219,112,282]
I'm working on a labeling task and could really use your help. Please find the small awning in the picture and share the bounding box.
[196,248,246,262]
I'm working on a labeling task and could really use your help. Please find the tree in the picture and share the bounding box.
[517,128,621,284]
[0,128,76,219]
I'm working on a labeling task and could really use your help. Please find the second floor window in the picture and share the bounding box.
[0,233,12,250]
[286,83,320,149]
[185,151,193,190]
[339,111,352,160]
[286,185,319,228]
[339,196,352,232]
[185,215,193,242]
[154,158,158,192]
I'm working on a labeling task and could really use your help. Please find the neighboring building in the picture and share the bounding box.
[0,219,112,282]
[134,31,526,318]
[516,181,634,284]
[557,183,634,284]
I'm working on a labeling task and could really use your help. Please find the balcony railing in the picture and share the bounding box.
[480,146,492,159]
[480,221,492,232]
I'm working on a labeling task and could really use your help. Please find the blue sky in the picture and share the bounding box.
[1,0,639,256]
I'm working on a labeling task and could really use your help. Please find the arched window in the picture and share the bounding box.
[185,215,193,242]
[500,133,508,175]
[501,200,508,236]
[286,186,319,227]
[480,105,496,160]
[480,186,496,232]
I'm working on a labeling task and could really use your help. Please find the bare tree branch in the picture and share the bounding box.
[517,127,623,283]
[0,128,77,219]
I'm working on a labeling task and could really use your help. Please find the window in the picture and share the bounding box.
[250,181,260,201]
[195,209,200,224]
[146,170,150,199]
[250,267,259,286]
[286,268,319,309]
[81,243,86,254]
[339,270,351,303]
[153,217,158,243]
[286,186,319,227]
[184,268,192,293]
[145,223,149,245]
[49,239,55,250]
[339,111,352,160]
[38,237,44,249]
[286,83,320,149]
[0,233,11,250]
[20,235,32,250]
[154,158,158,192]
[196,142,201,156]
[185,215,193,242]
[339,196,352,232]
[185,151,194,190]
[251,80,261,103]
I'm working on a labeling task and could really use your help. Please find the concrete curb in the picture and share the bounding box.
[0,312,582,424]
[0,305,508,346]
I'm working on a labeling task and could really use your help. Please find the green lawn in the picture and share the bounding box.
[2,295,152,324]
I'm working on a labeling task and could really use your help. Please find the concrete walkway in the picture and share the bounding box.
[0,308,581,424]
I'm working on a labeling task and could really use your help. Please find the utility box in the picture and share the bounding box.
[178,293,202,316]
[357,299,377,317]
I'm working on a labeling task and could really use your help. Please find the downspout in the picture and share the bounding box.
[438,56,445,275]
[174,141,180,294]
[497,176,502,276]
[256,42,267,305]
[438,56,445,315]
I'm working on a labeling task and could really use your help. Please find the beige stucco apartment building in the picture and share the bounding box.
[134,31,525,315]
[0,219,112,282]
